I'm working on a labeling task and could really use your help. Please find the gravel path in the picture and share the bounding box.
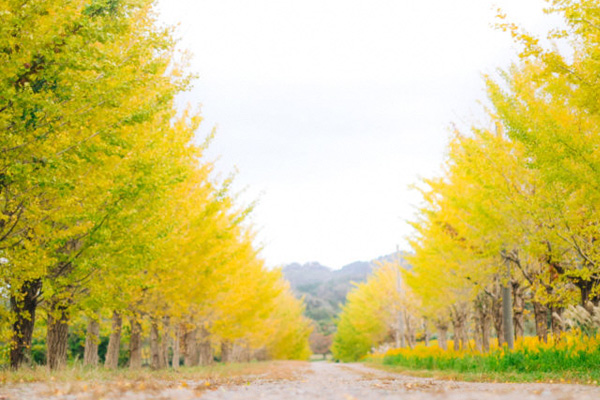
[3,362,600,399]
[202,362,600,400]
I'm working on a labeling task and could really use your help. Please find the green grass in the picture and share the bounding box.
[366,360,600,384]
[371,343,600,385]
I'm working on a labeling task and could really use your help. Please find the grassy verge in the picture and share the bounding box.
[366,336,600,385]
[366,359,600,385]
[0,360,308,385]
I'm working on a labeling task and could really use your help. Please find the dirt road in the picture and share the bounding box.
[202,362,600,400]
[3,362,600,399]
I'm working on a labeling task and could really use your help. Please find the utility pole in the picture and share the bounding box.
[502,254,514,350]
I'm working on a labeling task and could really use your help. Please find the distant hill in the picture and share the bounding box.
[282,252,411,334]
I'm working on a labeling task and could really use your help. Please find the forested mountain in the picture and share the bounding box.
[282,252,411,334]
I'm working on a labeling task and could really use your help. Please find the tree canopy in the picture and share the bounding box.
[0,0,311,369]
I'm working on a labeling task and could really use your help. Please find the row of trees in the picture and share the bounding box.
[333,0,600,360]
[0,0,311,369]
[331,260,421,362]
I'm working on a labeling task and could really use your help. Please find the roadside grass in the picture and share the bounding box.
[0,360,308,386]
[367,335,600,385]
[366,359,600,385]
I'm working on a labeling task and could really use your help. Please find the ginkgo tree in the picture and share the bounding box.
[0,0,311,369]
[404,0,600,350]
[337,0,600,355]
[332,261,414,362]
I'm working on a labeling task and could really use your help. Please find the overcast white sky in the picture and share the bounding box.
[155,0,555,269]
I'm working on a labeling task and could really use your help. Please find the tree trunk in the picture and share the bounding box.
[242,344,251,362]
[451,307,468,351]
[491,295,504,347]
[481,311,491,352]
[198,327,213,366]
[423,320,430,347]
[160,316,170,368]
[551,306,563,340]
[451,321,461,351]
[221,340,232,363]
[254,347,268,361]
[172,324,181,369]
[129,317,142,369]
[47,301,70,370]
[150,320,160,370]
[512,282,525,340]
[10,279,42,369]
[394,309,406,348]
[183,326,198,367]
[104,311,122,369]
[473,307,481,352]
[404,313,415,349]
[474,295,491,353]
[437,323,448,351]
[576,278,594,308]
[533,301,548,343]
[474,323,482,352]
[83,316,100,367]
